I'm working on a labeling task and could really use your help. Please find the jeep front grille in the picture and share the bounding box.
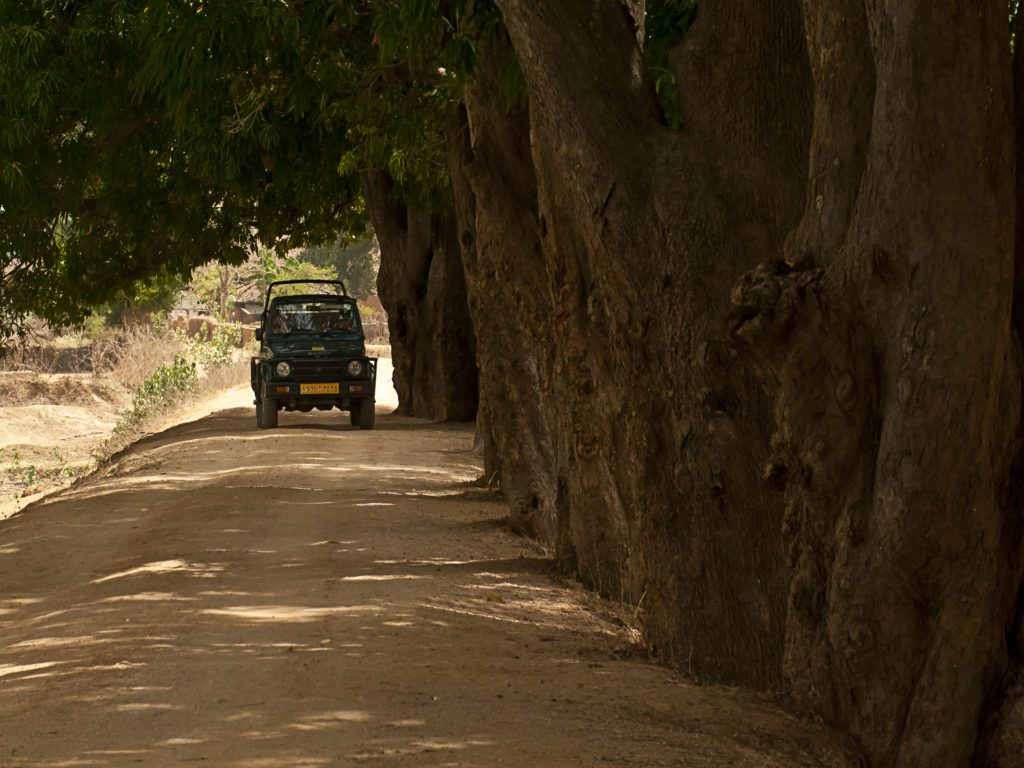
[289,361,347,380]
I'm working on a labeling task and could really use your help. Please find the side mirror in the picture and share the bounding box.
[255,328,263,341]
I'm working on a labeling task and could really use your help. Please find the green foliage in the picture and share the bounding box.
[177,323,242,369]
[298,236,380,299]
[370,0,499,86]
[53,447,76,479]
[115,355,197,435]
[9,449,39,487]
[66,271,184,335]
[108,270,186,325]
[188,266,230,320]
[0,0,365,338]
[258,253,339,295]
[644,0,699,130]
[78,311,113,343]
[191,249,340,317]
[1012,0,1020,49]
[0,0,512,340]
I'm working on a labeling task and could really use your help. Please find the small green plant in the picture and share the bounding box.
[175,322,241,370]
[22,463,39,486]
[7,449,38,485]
[114,355,197,434]
[53,447,75,479]
[644,0,699,131]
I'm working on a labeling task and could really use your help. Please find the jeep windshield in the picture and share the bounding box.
[267,298,361,337]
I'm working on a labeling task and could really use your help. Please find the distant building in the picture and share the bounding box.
[170,290,207,320]
[232,301,263,324]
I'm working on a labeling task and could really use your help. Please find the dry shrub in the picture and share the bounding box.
[365,344,392,359]
[0,372,125,408]
[0,373,58,406]
[0,345,94,374]
[109,322,248,435]
[91,324,186,389]
[96,349,249,461]
[0,325,184,409]
[199,356,250,392]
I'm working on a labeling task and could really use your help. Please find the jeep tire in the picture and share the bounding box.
[257,390,278,429]
[358,397,375,430]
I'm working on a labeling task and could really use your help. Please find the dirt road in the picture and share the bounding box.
[0,389,856,767]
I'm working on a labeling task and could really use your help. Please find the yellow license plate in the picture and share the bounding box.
[300,383,339,395]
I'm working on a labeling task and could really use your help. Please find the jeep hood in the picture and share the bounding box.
[265,336,365,358]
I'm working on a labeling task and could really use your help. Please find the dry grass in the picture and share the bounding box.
[198,356,250,392]
[0,344,93,374]
[0,324,185,383]
[94,354,250,461]
[0,372,125,408]
[91,324,188,389]
[0,324,252,509]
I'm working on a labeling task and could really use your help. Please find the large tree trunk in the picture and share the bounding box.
[491,0,811,686]
[449,49,560,541]
[729,3,1020,766]
[986,11,1024,766]
[475,0,1024,764]
[362,171,478,421]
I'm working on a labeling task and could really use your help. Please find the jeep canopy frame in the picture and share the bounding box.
[262,279,349,312]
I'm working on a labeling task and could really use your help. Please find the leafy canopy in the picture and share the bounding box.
[191,249,340,319]
[1,0,699,340]
[298,236,380,300]
[0,0,465,337]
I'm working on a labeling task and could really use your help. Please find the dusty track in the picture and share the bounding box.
[0,392,856,767]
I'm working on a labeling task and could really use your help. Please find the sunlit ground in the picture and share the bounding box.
[0,406,856,768]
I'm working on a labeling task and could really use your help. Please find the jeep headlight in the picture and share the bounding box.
[346,360,364,377]
[275,361,291,377]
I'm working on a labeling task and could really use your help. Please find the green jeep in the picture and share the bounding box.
[251,280,377,430]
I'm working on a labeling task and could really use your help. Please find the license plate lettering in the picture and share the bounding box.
[300,383,339,395]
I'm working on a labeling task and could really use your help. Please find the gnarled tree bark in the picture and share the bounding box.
[729,3,1020,766]
[985,10,1024,766]
[474,0,1024,764]
[361,171,478,422]
[449,45,560,542]
[492,0,811,686]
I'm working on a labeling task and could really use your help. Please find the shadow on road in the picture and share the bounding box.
[112,407,470,460]
[0,396,859,768]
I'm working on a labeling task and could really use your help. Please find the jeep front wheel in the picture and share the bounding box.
[358,397,375,430]
[258,391,278,429]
